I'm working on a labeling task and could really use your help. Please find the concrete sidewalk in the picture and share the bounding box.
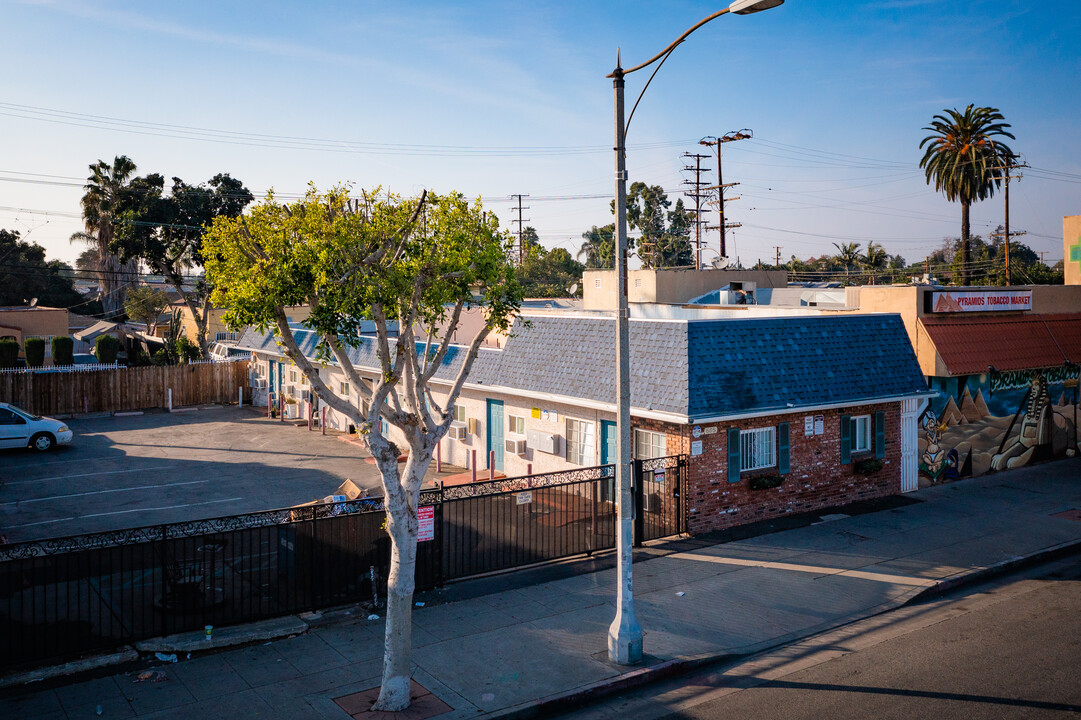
[4,460,1081,720]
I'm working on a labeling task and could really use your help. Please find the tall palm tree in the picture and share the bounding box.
[919,105,1015,286]
[78,156,141,318]
[863,241,887,285]
[832,241,861,284]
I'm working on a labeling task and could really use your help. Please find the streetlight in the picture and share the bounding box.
[607,0,784,666]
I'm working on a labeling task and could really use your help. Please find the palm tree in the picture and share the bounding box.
[577,224,615,269]
[919,105,1015,286]
[78,156,141,318]
[832,241,861,284]
[863,241,887,285]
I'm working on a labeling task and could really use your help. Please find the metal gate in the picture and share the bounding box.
[633,454,687,544]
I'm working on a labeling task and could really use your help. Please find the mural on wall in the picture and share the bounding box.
[918,365,1080,484]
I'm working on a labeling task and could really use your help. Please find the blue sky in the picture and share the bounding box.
[2,0,1079,271]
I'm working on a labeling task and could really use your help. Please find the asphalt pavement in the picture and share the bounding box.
[2,458,1081,719]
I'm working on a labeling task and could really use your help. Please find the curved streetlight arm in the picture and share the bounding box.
[612,9,730,137]
[619,8,730,77]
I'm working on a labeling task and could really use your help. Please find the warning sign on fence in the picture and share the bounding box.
[418,506,435,542]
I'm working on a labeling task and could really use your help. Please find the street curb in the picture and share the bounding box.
[134,616,308,654]
[903,536,1081,605]
[481,538,1081,720]
[0,650,139,690]
[483,652,736,720]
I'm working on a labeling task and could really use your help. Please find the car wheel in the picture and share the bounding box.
[30,432,55,452]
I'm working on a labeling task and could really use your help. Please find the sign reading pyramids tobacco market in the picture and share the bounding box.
[930,290,1032,313]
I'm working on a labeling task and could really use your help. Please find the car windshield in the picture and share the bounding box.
[7,404,42,421]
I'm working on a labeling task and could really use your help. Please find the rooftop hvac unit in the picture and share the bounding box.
[527,429,559,455]
[505,438,528,456]
[450,421,468,441]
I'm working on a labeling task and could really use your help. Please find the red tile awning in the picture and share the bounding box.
[920,313,1081,376]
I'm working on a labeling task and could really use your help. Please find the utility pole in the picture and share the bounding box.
[990,160,1027,285]
[701,129,751,260]
[509,194,530,264]
[681,152,712,268]
[774,246,782,267]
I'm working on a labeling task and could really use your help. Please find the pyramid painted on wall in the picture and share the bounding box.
[940,395,965,425]
[961,387,990,423]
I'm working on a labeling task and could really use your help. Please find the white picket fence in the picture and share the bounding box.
[0,362,122,375]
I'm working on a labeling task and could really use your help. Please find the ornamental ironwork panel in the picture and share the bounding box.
[441,464,614,500]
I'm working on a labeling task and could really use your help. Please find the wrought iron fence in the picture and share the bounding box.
[0,460,676,672]
[633,455,688,545]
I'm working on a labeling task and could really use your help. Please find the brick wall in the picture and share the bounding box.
[677,404,902,534]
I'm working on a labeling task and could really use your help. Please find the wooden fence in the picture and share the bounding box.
[0,362,251,416]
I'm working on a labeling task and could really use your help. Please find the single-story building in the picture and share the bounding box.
[238,312,930,534]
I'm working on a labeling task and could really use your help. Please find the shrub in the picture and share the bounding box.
[748,474,785,491]
[150,349,170,366]
[95,334,121,364]
[24,337,45,367]
[175,336,200,364]
[854,458,883,476]
[0,338,19,368]
[51,336,74,366]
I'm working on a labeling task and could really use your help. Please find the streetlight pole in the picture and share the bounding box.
[607,0,784,666]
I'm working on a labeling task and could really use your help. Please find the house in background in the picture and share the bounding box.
[172,302,313,347]
[0,305,71,365]
[238,311,930,535]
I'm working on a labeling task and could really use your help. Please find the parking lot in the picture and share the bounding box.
[0,407,393,544]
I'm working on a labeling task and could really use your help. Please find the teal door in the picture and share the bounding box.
[600,420,617,502]
[486,399,505,472]
[601,421,617,466]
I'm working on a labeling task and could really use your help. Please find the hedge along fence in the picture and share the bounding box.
[24,337,45,367]
[0,361,251,416]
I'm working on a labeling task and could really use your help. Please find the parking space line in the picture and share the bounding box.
[4,465,177,486]
[5,497,246,529]
[1,480,208,506]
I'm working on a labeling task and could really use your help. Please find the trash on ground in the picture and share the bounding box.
[676,591,686,597]
[415,602,425,607]
[133,670,168,683]
[367,614,380,620]
[154,652,177,663]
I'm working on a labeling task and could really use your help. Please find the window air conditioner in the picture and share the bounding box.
[527,429,559,455]
[450,421,468,441]
[505,438,528,456]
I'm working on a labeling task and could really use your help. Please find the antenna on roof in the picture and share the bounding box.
[568,283,579,296]
[711,257,731,270]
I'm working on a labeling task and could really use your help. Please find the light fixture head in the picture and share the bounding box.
[729,0,784,15]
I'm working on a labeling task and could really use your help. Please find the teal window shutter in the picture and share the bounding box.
[874,410,886,459]
[777,422,790,475]
[727,428,741,483]
[840,414,852,464]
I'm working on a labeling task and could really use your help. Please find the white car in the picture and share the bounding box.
[0,402,73,451]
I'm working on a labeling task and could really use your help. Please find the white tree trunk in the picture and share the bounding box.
[372,451,430,711]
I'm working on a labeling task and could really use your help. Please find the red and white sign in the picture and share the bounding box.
[418,505,435,542]
[931,290,1032,313]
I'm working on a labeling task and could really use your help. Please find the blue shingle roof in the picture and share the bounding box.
[238,313,928,420]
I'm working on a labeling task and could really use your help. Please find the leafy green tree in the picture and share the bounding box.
[518,247,584,297]
[578,224,616,269]
[51,336,74,366]
[124,286,171,334]
[174,335,200,364]
[77,156,142,318]
[919,105,1016,285]
[0,229,85,308]
[204,186,522,712]
[112,172,254,358]
[624,183,693,268]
